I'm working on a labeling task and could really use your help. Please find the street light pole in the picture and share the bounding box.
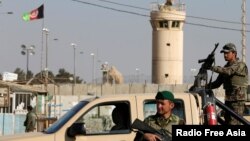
[42,28,49,118]
[71,43,77,95]
[80,51,84,82]
[42,28,49,90]
[135,68,140,83]
[21,45,35,81]
[90,53,95,84]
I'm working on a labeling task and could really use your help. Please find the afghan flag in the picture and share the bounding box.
[22,4,44,21]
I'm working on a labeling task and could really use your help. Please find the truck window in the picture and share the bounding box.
[75,102,131,135]
[143,99,186,121]
[45,101,89,134]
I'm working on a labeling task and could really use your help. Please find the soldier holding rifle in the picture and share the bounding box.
[207,43,248,125]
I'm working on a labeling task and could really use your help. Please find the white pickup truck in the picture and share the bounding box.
[1,92,202,141]
[2,92,250,141]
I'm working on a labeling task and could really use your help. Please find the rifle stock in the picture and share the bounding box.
[131,118,171,141]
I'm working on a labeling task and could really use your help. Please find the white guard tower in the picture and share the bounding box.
[150,0,186,84]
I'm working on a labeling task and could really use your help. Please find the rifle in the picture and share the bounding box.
[189,43,219,125]
[131,118,171,141]
[190,43,219,91]
[199,43,219,70]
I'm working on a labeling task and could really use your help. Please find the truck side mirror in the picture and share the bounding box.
[67,123,86,137]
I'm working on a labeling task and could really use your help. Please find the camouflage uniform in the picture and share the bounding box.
[209,58,248,125]
[134,113,184,141]
[134,91,184,141]
[143,113,184,137]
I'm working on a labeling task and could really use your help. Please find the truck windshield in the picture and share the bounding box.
[44,101,89,134]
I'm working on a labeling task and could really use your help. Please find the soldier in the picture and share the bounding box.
[207,43,248,125]
[134,90,185,141]
[24,105,37,132]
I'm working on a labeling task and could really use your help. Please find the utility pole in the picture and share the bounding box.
[241,0,246,62]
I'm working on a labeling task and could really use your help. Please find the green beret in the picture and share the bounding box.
[155,91,175,102]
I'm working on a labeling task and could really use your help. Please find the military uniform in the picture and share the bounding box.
[144,113,184,137]
[208,43,248,125]
[134,91,185,141]
[134,113,184,141]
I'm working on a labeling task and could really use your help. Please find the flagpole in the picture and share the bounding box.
[41,3,48,119]
[41,18,44,80]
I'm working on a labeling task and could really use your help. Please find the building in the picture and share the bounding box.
[150,1,186,84]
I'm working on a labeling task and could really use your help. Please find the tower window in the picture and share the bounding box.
[159,20,168,28]
[172,21,180,28]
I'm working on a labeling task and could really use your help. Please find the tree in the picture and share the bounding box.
[54,68,72,84]
[54,68,83,84]
[27,70,34,80]
[13,68,25,81]
[31,70,55,84]
[11,68,83,84]
[75,76,83,84]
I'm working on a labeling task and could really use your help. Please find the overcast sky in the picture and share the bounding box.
[0,0,249,83]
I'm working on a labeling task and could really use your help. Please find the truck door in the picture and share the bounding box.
[69,100,136,141]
